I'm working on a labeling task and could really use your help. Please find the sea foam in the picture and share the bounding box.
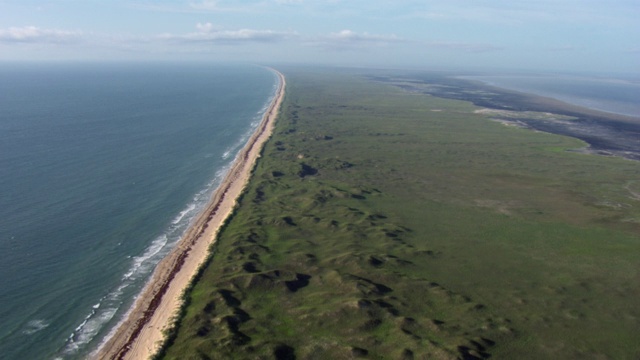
[0,64,278,360]
[59,158,238,358]
[55,66,280,359]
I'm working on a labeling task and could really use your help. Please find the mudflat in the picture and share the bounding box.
[373,72,640,160]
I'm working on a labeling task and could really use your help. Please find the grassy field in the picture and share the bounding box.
[158,67,640,359]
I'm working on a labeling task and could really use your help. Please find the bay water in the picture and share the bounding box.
[467,74,640,118]
[0,63,277,359]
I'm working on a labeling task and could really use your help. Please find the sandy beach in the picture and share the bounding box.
[95,69,285,360]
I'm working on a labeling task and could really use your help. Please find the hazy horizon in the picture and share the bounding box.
[1,1,638,74]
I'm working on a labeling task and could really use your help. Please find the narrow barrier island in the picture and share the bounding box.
[157,68,640,359]
[97,70,285,359]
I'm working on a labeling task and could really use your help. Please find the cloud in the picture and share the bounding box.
[131,1,259,13]
[311,28,502,54]
[195,22,216,32]
[422,41,504,53]
[0,26,82,43]
[189,0,220,11]
[329,30,402,43]
[187,0,276,12]
[405,0,638,25]
[159,23,293,44]
[309,29,404,51]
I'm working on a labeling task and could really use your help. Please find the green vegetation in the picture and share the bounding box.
[158,68,640,359]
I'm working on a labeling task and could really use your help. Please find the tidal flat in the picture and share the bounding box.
[373,72,640,161]
[158,68,640,359]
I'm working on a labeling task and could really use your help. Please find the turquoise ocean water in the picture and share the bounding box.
[0,63,277,359]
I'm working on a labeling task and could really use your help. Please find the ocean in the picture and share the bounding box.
[0,63,278,359]
[465,74,640,118]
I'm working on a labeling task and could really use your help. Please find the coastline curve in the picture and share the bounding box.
[94,68,286,360]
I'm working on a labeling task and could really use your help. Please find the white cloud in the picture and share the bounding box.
[0,26,82,43]
[329,29,402,43]
[309,29,404,51]
[189,0,303,8]
[195,22,216,32]
[423,41,504,53]
[189,0,219,11]
[187,0,274,12]
[405,0,639,25]
[159,23,293,44]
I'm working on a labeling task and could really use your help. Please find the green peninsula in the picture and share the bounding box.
[157,68,640,359]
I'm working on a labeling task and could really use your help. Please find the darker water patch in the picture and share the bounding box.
[373,73,640,161]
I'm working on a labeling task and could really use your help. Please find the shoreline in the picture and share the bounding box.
[463,76,640,120]
[374,73,640,161]
[468,82,640,161]
[471,80,640,124]
[94,68,285,360]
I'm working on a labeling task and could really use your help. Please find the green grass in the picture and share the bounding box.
[158,68,640,360]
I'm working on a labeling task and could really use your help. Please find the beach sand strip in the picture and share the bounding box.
[95,69,286,360]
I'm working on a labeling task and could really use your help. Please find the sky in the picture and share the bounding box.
[0,0,638,73]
